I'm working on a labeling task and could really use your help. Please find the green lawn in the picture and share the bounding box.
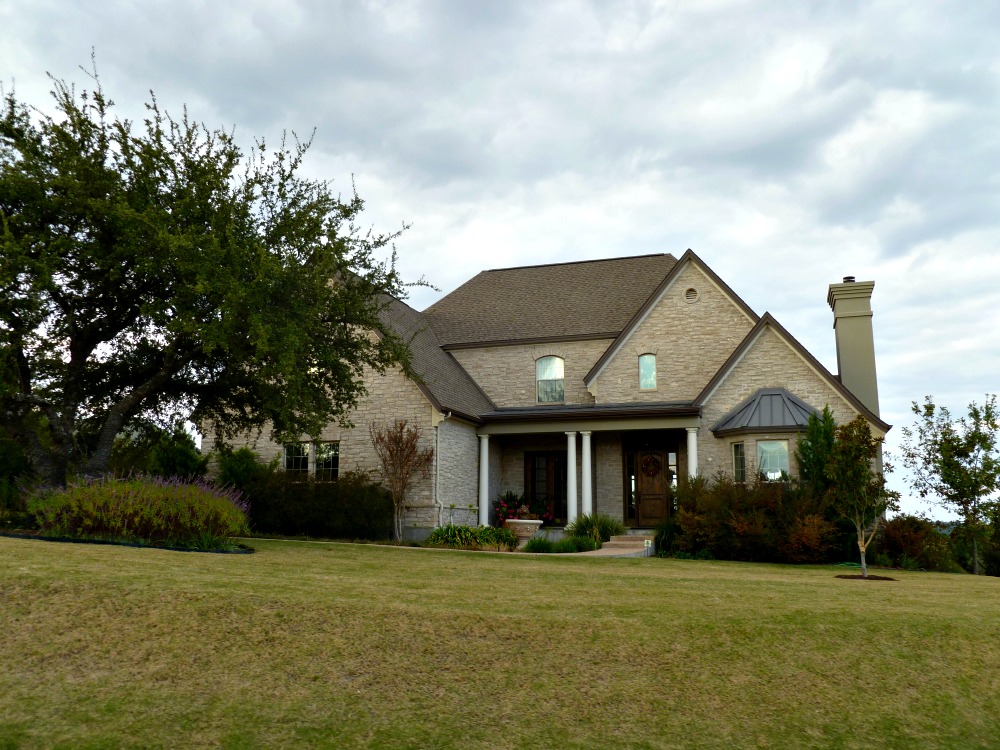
[1,537,998,749]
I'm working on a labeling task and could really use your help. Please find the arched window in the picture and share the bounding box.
[536,356,564,403]
[638,353,656,390]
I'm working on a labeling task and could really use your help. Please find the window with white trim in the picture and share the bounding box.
[638,353,656,390]
[733,442,746,483]
[536,356,565,403]
[757,440,789,481]
[284,441,340,481]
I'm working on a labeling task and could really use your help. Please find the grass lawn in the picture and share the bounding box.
[2,537,999,749]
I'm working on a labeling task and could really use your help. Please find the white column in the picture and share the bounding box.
[566,431,578,525]
[478,434,490,526]
[581,431,593,517]
[686,427,699,478]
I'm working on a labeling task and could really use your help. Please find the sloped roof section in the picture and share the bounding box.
[695,313,891,433]
[423,254,678,347]
[380,296,495,422]
[711,388,818,435]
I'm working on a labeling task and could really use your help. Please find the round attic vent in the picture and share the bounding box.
[685,287,699,303]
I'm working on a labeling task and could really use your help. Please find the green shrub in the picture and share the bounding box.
[424,525,519,551]
[425,524,477,548]
[522,537,554,553]
[694,548,715,561]
[0,434,32,529]
[552,538,580,553]
[654,515,680,557]
[241,469,393,540]
[28,475,248,549]
[475,525,518,551]
[567,535,599,552]
[673,551,694,560]
[564,513,625,543]
[877,515,961,573]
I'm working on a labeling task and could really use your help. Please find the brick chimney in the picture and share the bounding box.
[827,277,880,417]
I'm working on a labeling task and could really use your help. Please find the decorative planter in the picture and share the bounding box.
[506,519,543,548]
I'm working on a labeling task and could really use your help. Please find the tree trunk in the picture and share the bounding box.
[394,503,403,541]
[857,537,868,579]
[973,537,980,576]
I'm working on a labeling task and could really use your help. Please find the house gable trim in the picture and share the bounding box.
[694,313,891,433]
[583,249,760,387]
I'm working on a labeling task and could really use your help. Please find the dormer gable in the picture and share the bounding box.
[584,250,758,403]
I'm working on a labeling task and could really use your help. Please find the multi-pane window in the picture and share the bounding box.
[283,441,340,481]
[536,356,565,403]
[283,443,311,478]
[639,354,656,390]
[757,440,789,481]
[314,442,340,481]
[732,442,746,483]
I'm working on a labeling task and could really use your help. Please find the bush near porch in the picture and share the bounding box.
[665,475,969,571]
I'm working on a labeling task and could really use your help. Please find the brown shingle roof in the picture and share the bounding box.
[380,297,495,422]
[422,254,678,347]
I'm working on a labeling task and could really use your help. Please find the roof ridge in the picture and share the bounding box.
[483,253,675,273]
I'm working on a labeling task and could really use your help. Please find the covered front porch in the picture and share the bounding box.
[474,404,702,528]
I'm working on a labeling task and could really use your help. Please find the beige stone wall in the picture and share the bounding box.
[595,432,623,519]
[698,325,879,479]
[436,417,480,526]
[591,263,755,403]
[210,363,439,530]
[451,339,612,408]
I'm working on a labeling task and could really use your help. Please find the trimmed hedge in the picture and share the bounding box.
[216,448,394,540]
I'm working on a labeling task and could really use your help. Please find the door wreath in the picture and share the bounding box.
[640,455,662,478]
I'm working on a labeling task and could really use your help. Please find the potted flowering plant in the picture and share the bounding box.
[505,503,544,548]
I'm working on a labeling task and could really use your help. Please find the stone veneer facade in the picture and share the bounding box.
[451,338,611,407]
[590,263,755,403]
[697,325,883,479]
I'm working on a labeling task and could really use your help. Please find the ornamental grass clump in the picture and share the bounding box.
[28,475,249,550]
[563,513,625,543]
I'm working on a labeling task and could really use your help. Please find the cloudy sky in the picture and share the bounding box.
[4,0,999,517]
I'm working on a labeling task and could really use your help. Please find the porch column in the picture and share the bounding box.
[478,434,490,526]
[566,431,578,525]
[581,431,593,516]
[686,427,699,478]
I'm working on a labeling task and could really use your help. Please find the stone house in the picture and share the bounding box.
[223,249,888,538]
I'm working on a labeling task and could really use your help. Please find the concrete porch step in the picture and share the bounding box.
[570,534,655,558]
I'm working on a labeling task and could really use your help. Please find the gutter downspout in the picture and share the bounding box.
[434,412,452,527]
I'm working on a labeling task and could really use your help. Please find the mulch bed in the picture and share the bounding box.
[835,574,896,581]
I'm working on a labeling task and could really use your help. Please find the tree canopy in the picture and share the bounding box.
[0,69,410,486]
[901,395,1000,574]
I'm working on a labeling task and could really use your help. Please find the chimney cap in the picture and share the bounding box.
[843,276,856,283]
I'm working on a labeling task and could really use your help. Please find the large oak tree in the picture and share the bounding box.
[0,70,410,486]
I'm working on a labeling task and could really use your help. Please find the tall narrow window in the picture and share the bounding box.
[639,353,657,390]
[733,442,746,483]
[757,440,789,481]
[315,442,340,481]
[536,356,565,403]
[284,443,310,478]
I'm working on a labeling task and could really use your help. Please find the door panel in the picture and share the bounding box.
[636,451,668,526]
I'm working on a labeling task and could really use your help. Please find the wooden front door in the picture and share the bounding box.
[636,451,669,526]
